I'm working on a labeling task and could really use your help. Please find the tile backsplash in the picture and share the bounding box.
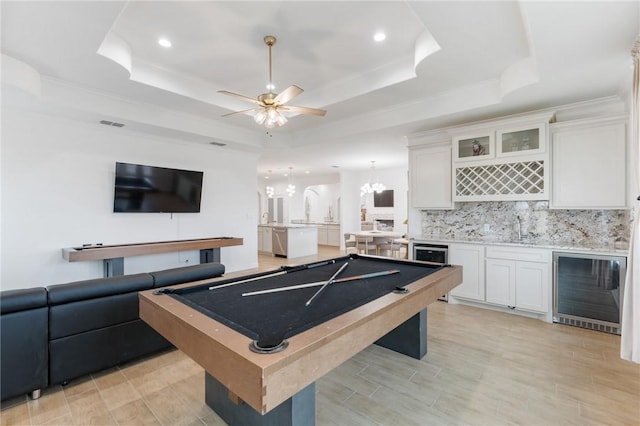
[420,201,630,248]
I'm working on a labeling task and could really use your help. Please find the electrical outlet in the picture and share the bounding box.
[484,224,490,232]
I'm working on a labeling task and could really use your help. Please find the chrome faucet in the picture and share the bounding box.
[516,216,522,240]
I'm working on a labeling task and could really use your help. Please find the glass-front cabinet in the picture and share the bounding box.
[453,133,494,162]
[496,125,545,157]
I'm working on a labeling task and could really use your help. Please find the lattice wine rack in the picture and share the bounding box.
[455,160,545,200]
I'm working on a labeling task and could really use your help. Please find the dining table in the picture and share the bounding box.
[349,230,405,257]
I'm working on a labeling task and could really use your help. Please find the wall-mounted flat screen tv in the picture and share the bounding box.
[373,189,394,207]
[113,162,203,213]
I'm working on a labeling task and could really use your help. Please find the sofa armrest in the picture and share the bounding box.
[0,288,49,401]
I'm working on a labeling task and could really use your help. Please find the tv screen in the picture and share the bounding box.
[373,189,394,207]
[113,162,203,213]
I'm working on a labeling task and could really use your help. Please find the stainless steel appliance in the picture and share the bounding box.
[272,227,287,257]
[411,242,449,301]
[553,251,626,334]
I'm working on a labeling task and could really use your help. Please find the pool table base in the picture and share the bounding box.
[206,374,315,426]
[375,308,427,359]
[203,309,427,425]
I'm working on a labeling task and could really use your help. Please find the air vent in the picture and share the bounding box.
[99,120,125,127]
[554,316,620,335]
[209,141,227,147]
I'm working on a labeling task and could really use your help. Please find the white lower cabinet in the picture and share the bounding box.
[485,246,550,313]
[317,225,340,246]
[258,226,272,254]
[449,243,485,302]
[485,259,515,307]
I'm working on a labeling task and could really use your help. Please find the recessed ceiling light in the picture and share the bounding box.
[373,32,386,42]
[305,170,310,174]
[158,38,172,48]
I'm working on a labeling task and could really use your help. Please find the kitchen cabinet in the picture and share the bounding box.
[449,243,485,302]
[451,112,552,202]
[485,246,550,313]
[453,132,494,162]
[408,141,453,209]
[317,224,340,246]
[550,116,627,209]
[257,226,272,254]
[496,124,545,158]
[327,225,340,246]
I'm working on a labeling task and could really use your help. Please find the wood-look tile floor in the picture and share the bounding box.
[2,247,639,425]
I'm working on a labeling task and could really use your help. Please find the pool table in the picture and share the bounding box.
[139,254,462,425]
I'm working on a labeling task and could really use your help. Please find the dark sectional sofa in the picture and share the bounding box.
[0,262,225,402]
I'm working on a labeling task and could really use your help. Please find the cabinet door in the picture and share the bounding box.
[485,259,516,307]
[327,227,341,246]
[449,244,485,301]
[409,145,453,209]
[262,228,272,253]
[317,226,328,245]
[515,261,549,313]
[551,120,626,209]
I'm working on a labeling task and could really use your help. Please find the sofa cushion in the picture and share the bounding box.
[49,292,142,339]
[0,287,48,314]
[46,273,154,305]
[151,262,225,287]
[49,319,171,385]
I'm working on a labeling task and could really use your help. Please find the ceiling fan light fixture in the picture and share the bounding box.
[254,109,268,125]
[218,35,327,128]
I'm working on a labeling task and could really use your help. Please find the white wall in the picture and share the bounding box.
[1,108,259,290]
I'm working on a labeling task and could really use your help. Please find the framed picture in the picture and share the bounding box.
[453,133,494,161]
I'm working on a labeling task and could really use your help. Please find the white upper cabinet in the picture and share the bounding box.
[496,124,546,158]
[408,132,453,210]
[453,132,494,162]
[450,112,553,202]
[550,116,627,209]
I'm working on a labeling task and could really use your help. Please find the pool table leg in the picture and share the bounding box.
[205,373,315,426]
[375,308,427,359]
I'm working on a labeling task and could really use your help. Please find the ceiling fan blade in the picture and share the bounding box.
[274,85,303,105]
[222,108,260,117]
[281,105,327,117]
[218,90,261,105]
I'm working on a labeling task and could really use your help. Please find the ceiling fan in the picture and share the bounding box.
[218,35,327,129]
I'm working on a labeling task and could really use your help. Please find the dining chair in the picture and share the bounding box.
[377,238,401,258]
[355,236,377,255]
[344,233,357,254]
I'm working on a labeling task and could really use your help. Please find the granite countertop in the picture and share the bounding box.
[258,223,320,228]
[410,235,629,255]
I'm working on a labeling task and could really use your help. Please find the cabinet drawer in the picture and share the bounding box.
[485,246,549,263]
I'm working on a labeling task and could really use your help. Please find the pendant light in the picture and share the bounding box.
[286,167,295,197]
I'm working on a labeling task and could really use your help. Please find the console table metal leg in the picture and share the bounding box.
[103,258,124,277]
[200,248,220,264]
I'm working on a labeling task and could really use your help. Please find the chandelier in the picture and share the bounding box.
[266,186,274,198]
[265,170,275,197]
[360,161,386,196]
[286,166,295,197]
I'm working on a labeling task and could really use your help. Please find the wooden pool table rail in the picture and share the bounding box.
[139,260,462,415]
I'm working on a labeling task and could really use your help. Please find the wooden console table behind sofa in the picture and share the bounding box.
[62,237,243,277]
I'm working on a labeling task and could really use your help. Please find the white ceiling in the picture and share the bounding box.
[2,1,638,180]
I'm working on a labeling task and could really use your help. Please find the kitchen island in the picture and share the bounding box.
[259,224,318,259]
